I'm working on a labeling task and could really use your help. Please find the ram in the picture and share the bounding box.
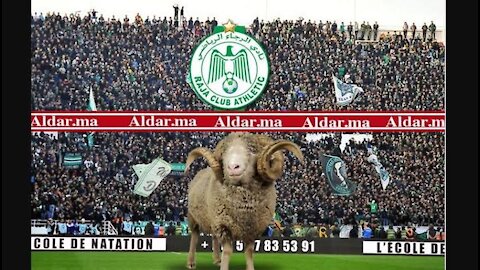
[184,132,304,270]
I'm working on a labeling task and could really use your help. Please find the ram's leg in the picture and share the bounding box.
[220,239,233,270]
[187,225,199,269]
[212,236,221,266]
[244,241,255,270]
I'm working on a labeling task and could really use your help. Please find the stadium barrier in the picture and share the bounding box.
[31,236,444,256]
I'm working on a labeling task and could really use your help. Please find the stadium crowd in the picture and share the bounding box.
[30,12,445,235]
[31,131,445,229]
[31,12,444,111]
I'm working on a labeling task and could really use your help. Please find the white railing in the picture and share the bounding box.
[31,219,118,235]
[102,221,118,235]
[31,219,49,227]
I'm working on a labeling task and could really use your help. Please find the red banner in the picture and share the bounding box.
[31,111,445,132]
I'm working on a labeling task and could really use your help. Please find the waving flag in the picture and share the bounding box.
[273,212,283,231]
[332,75,364,106]
[366,145,390,190]
[320,154,357,196]
[87,87,97,148]
[133,158,172,197]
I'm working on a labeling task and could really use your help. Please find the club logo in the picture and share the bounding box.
[189,20,269,110]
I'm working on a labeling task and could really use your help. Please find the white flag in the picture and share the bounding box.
[332,75,364,106]
[367,153,390,190]
[133,158,172,197]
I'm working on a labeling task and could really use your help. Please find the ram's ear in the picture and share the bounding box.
[213,139,226,161]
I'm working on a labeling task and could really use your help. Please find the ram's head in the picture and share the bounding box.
[185,133,304,186]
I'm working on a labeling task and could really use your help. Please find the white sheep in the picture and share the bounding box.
[184,132,304,270]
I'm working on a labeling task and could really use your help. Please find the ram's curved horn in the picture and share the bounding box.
[185,147,223,181]
[257,141,304,182]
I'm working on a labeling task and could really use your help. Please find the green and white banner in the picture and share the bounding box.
[133,158,172,197]
[169,163,186,176]
[170,163,186,171]
[63,153,82,169]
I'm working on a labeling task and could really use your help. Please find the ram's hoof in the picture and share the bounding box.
[213,259,221,266]
[186,263,196,269]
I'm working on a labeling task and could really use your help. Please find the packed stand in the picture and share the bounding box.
[31,132,445,229]
[31,13,444,111]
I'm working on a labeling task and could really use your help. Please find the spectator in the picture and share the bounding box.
[395,227,402,239]
[379,207,388,226]
[403,22,408,39]
[66,219,75,236]
[92,223,99,235]
[331,21,338,34]
[57,219,67,236]
[369,200,378,215]
[112,215,123,233]
[387,225,395,240]
[422,22,428,42]
[353,21,359,39]
[144,221,154,236]
[211,17,218,33]
[329,222,340,238]
[46,218,55,235]
[175,222,183,235]
[134,13,143,27]
[283,224,294,237]
[272,226,283,237]
[122,216,133,235]
[373,21,379,40]
[339,22,345,37]
[347,22,353,39]
[78,218,88,235]
[173,5,179,26]
[429,21,436,40]
[158,223,165,236]
[401,226,407,239]
[427,224,437,240]
[263,226,274,237]
[436,227,444,240]
[410,23,417,39]
[360,21,366,39]
[349,224,359,238]
[365,22,372,40]
[362,223,372,239]
[379,226,387,239]
[406,226,415,240]
[166,222,176,236]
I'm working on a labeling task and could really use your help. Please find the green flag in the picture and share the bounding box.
[320,154,357,196]
[87,87,97,148]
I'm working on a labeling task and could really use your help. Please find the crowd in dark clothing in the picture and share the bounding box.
[30,12,444,228]
[31,132,445,227]
[31,13,444,112]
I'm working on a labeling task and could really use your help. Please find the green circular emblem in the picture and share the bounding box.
[189,27,269,110]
